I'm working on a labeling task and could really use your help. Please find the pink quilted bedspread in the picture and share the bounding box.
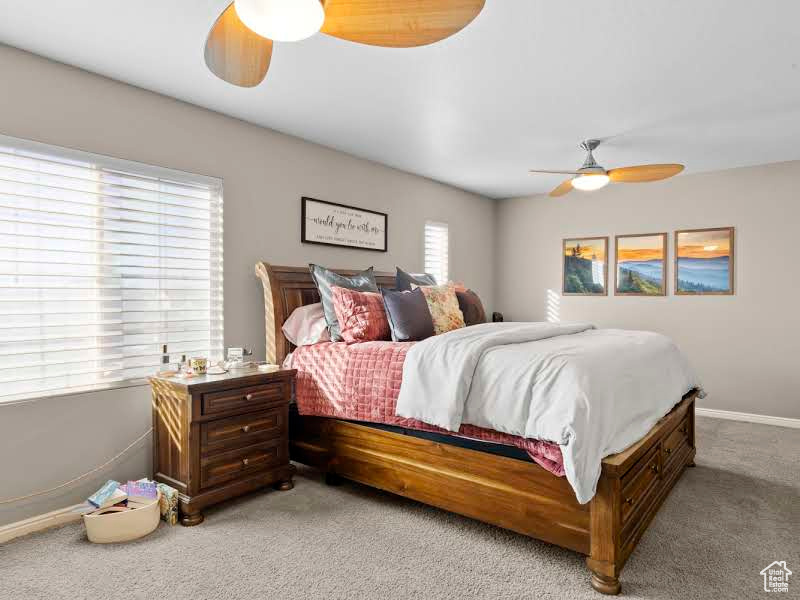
[289,341,565,476]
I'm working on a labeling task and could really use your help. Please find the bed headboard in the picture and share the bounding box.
[255,262,397,364]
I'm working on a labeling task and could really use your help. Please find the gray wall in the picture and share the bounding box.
[0,46,495,525]
[495,161,800,420]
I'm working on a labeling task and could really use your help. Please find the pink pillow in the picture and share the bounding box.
[330,286,391,344]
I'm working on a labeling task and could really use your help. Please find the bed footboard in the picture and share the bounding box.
[289,392,697,595]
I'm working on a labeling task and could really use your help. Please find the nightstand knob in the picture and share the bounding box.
[625,497,634,506]
[242,458,250,466]
[680,426,688,434]
[245,393,254,401]
[650,463,660,474]
[242,425,251,433]
[665,448,673,455]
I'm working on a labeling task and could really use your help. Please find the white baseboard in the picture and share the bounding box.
[696,407,800,429]
[0,504,84,544]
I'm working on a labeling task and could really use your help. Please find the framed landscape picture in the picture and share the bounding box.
[562,237,608,295]
[675,227,734,295]
[301,197,388,252]
[614,233,667,296]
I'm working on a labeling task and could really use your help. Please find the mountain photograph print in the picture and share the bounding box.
[562,237,608,295]
[615,233,667,296]
[675,227,734,295]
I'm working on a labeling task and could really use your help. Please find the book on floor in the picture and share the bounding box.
[88,480,128,509]
[126,480,158,507]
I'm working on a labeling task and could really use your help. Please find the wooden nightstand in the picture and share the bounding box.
[149,367,296,526]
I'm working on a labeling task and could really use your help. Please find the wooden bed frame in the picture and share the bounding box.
[255,262,697,595]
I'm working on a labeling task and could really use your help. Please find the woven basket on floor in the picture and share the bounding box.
[82,491,161,543]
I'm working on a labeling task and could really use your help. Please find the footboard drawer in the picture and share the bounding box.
[662,415,691,468]
[620,445,661,523]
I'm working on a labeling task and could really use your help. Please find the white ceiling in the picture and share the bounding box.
[1,0,799,198]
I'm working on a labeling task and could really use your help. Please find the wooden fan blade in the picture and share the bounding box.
[530,169,581,175]
[320,0,485,48]
[205,3,273,87]
[607,164,684,183]
[549,179,573,197]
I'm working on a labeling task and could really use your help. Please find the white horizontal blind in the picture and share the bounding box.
[424,221,449,284]
[0,135,223,402]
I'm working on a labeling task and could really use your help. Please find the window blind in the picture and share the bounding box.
[424,221,449,284]
[0,135,223,402]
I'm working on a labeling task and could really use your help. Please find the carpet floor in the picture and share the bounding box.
[2,417,798,600]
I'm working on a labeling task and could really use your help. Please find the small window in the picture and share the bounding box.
[424,221,449,284]
[0,134,223,402]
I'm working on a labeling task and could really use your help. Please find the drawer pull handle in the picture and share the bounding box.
[242,458,250,466]
[625,497,634,506]
[242,425,251,433]
[680,426,688,434]
[245,393,254,401]
[650,463,660,474]
[665,448,673,455]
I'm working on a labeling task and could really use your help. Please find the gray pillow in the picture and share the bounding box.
[309,264,378,341]
[381,288,435,342]
[395,267,437,291]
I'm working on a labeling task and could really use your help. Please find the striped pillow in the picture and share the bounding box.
[330,286,391,344]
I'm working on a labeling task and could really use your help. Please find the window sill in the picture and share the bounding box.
[0,379,152,407]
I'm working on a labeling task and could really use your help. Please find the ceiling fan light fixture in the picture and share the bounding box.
[571,173,610,192]
[234,0,325,42]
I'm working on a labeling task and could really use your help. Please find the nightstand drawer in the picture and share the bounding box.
[201,407,287,452]
[202,381,285,416]
[200,439,286,489]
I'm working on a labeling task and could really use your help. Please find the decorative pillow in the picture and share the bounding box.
[330,286,391,344]
[380,288,435,342]
[282,302,330,346]
[456,290,487,326]
[395,267,437,291]
[309,264,378,341]
[411,283,466,335]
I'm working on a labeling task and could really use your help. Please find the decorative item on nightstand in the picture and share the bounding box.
[149,367,296,526]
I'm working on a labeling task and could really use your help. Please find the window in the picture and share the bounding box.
[424,221,449,284]
[0,135,223,402]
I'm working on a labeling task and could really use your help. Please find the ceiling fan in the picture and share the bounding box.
[204,0,486,87]
[529,140,684,197]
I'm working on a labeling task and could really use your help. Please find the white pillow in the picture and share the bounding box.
[282,302,331,346]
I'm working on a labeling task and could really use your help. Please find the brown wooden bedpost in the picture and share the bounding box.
[255,261,283,365]
[587,470,623,594]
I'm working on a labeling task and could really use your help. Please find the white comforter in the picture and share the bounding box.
[395,322,700,504]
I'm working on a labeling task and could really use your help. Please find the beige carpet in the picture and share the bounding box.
[2,417,798,599]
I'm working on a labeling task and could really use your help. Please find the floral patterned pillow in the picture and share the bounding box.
[411,283,466,335]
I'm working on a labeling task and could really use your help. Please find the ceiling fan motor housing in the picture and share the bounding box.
[578,139,606,174]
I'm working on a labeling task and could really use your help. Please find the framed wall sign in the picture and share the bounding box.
[301,197,388,252]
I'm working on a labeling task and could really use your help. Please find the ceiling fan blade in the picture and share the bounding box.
[549,179,573,197]
[607,164,684,183]
[205,3,273,87]
[529,169,581,175]
[320,0,485,48]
